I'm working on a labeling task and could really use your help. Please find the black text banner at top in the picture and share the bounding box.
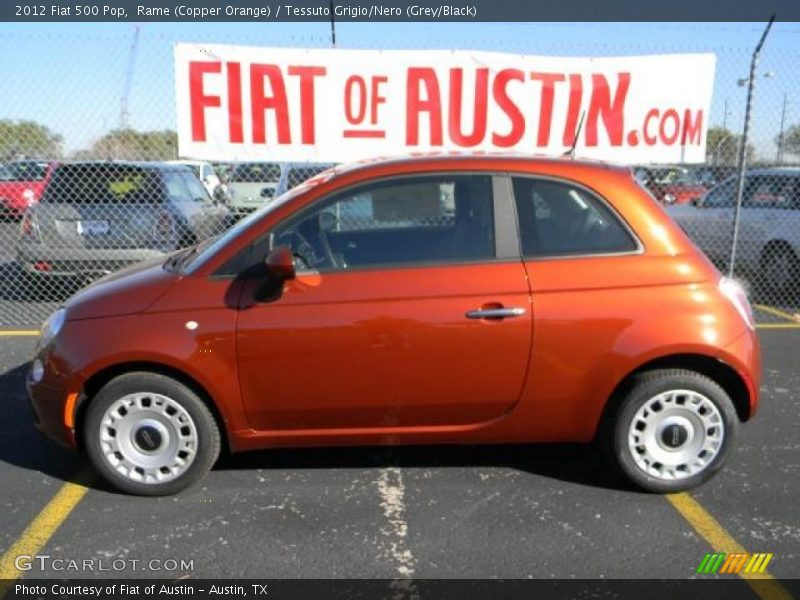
[2,0,799,22]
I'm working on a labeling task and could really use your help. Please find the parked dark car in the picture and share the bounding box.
[17,162,229,278]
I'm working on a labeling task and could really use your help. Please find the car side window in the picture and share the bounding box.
[182,172,211,203]
[743,176,797,209]
[512,177,637,257]
[703,180,736,208]
[271,175,495,271]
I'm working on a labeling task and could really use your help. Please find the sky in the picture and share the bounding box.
[0,21,798,160]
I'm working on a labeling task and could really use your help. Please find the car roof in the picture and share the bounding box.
[327,153,629,179]
[746,167,800,177]
[168,159,206,165]
[56,161,189,171]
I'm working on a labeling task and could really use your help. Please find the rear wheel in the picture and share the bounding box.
[83,372,220,496]
[605,369,738,493]
[759,243,799,298]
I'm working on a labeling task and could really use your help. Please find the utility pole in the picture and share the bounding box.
[723,98,729,130]
[119,25,141,131]
[776,92,787,164]
[729,15,774,279]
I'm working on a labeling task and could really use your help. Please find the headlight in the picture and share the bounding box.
[663,193,676,204]
[22,188,36,205]
[40,308,66,347]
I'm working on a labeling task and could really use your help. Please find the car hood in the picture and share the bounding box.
[228,182,277,205]
[65,255,179,321]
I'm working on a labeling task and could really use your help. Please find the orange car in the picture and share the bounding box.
[28,155,760,495]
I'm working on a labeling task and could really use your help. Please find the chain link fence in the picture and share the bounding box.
[0,29,798,326]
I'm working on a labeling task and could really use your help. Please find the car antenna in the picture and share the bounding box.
[563,111,585,159]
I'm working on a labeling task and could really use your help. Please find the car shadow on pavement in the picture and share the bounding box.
[0,362,84,483]
[217,442,636,493]
[0,359,633,493]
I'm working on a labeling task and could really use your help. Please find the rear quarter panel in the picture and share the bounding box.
[504,168,752,443]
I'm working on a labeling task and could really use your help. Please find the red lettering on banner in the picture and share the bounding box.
[189,61,222,142]
[492,69,525,147]
[681,109,703,145]
[586,73,630,146]
[371,76,388,124]
[227,62,243,144]
[449,68,489,147]
[250,64,291,145]
[406,68,443,146]
[660,108,680,144]
[344,76,367,124]
[531,72,565,147]
[643,108,659,145]
[289,66,326,144]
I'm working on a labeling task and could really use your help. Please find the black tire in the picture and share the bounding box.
[83,372,221,496]
[759,243,800,299]
[603,369,739,493]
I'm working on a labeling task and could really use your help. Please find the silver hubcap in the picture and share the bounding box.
[627,389,724,481]
[99,393,198,484]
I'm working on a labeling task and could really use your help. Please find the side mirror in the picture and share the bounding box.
[265,246,295,281]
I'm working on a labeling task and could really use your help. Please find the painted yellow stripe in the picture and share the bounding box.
[0,330,40,336]
[756,323,800,330]
[754,304,799,323]
[667,493,792,600]
[0,470,93,590]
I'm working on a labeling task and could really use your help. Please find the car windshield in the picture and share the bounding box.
[230,163,281,183]
[0,164,12,181]
[43,164,163,204]
[4,161,49,181]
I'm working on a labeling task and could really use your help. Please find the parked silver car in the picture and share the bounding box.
[667,168,800,294]
[273,162,335,197]
[17,162,229,278]
[225,162,282,217]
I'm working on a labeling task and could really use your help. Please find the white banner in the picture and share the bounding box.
[174,44,716,164]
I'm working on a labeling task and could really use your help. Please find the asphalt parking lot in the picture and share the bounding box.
[0,325,798,592]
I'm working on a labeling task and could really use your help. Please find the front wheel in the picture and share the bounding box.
[605,369,738,493]
[83,372,221,496]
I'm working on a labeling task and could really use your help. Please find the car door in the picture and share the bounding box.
[234,173,532,431]
[737,175,796,270]
[683,178,737,266]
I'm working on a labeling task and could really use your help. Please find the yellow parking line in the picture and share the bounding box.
[0,469,93,591]
[667,493,792,600]
[756,323,800,330]
[753,304,799,323]
[0,330,39,336]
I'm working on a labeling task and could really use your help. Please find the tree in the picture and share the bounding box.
[0,119,63,159]
[79,128,177,161]
[777,124,800,159]
[706,126,755,165]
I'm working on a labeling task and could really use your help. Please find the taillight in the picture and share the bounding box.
[719,277,755,330]
[20,210,40,240]
[155,211,174,238]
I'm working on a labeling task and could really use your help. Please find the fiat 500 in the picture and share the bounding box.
[28,156,760,495]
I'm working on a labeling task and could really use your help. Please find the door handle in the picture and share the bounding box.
[465,307,526,320]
